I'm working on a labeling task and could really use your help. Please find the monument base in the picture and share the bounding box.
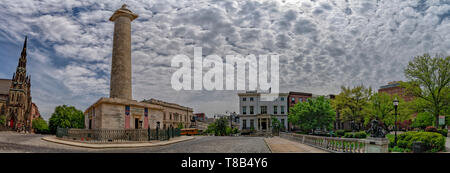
[363,137,389,153]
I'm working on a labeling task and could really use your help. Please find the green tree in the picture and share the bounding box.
[289,96,335,134]
[411,112,434,129]
[332,85,372,130]
[177,123,184,129]
[271,117,283,130]
[204,118,229,136]
[32,117,49,134]
[0,115,5,126]
[214,117,228,136]
[403,54,450,128]
[363,93,412,128]
[48,105,84,134]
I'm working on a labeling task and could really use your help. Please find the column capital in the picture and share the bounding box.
[109,4,138,22]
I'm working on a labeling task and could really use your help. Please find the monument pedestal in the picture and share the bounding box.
[364,137,389,153]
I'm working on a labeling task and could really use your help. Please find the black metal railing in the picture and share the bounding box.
[56,127,182,143]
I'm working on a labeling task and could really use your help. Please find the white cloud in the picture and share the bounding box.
[0,0,449,118]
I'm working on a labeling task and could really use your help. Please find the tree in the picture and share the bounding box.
[271,117,284,130]
[214,117,228,136]
[0,115,5,126]
[177,123,184,129]
[289,96,335,134]
[411,112,434,129]
[403,54,450,128]
[48,105,84,134]
[363,93,412,129]
[332,85,372,131]
[32,117,49,134]
[204,117,228,136]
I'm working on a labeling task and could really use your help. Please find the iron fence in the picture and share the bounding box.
[56,127,182,143]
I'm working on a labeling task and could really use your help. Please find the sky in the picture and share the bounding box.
[0,0,449,120]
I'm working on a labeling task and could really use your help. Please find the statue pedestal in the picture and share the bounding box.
[364,138,389,153]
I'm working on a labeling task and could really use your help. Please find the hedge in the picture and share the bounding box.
[389,131,446,152]
[343,131,367,138]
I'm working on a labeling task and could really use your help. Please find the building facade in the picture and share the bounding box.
[0,79,11,117]
[142,99,194,129]
[237,91,288,133]
[194,113,206,121]
[3,37,34,132]
[287,92,313,112]
[378,81,414,102]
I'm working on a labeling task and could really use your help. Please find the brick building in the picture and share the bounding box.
[194,113,206,121]
[378,81,414,102]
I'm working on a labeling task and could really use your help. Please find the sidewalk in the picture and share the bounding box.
[264,136,328,153]
[42,136,194,149]
[446,137,450,152]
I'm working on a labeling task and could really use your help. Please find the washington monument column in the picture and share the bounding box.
[109,4,138,100]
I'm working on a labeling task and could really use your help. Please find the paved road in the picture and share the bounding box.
[0,132,270,153]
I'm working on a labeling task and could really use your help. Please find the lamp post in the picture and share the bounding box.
[393,97,399,146]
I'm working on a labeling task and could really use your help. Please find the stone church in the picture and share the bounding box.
[0,37,38,132]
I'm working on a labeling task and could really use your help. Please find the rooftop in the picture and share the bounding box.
[0,79,11,95]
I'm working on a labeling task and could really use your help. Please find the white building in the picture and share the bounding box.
[237,91,289,134]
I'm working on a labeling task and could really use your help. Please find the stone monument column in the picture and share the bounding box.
[109,4,138,100]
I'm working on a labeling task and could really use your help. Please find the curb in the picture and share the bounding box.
[263,138,273,153]
[41,136,195,149]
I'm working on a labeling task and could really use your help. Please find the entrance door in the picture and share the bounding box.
[135,118,139,129]
[10,119,14,128]
[262,122,267,130]
[88,119,92,129]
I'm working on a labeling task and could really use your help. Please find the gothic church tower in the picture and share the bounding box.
[5,37,32,132]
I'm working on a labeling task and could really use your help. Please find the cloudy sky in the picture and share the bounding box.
[0,0,449,120]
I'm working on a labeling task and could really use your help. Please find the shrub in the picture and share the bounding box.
[411,112,434,129]
[425,126,438,132]
[343,131,367,138]
[225,127,232,136]
[394,131,446,152]
[0,115,5,126]
[232,128,239,134]
[32,117,50,134]
[437,129,448,137]
[336,130,345,137]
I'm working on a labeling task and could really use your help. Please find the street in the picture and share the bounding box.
[0,132,271,153]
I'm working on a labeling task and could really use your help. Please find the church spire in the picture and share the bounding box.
[21,36,27,57]
[18,36,27,69]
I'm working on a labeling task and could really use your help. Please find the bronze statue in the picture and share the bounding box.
[366,119,387,138]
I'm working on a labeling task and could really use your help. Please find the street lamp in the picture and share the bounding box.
[393,97,399,146]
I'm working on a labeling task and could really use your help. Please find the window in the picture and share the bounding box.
[291,97,295,103]
[250,119,254,128]
[250,106,254,114]
[243,119,247,129]
[281,97,285,101]
[281,106,285,114]
[281,119,285,128]
[242,106,247,114]
[299,98,303,102]
[243,97,247,101]
[250,97,254,101]
[261,106,267,114]
[273,106,278,114]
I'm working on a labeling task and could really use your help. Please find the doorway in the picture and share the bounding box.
[262,122,267,130]
[9,119,14,128]
[135,118,139,129]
